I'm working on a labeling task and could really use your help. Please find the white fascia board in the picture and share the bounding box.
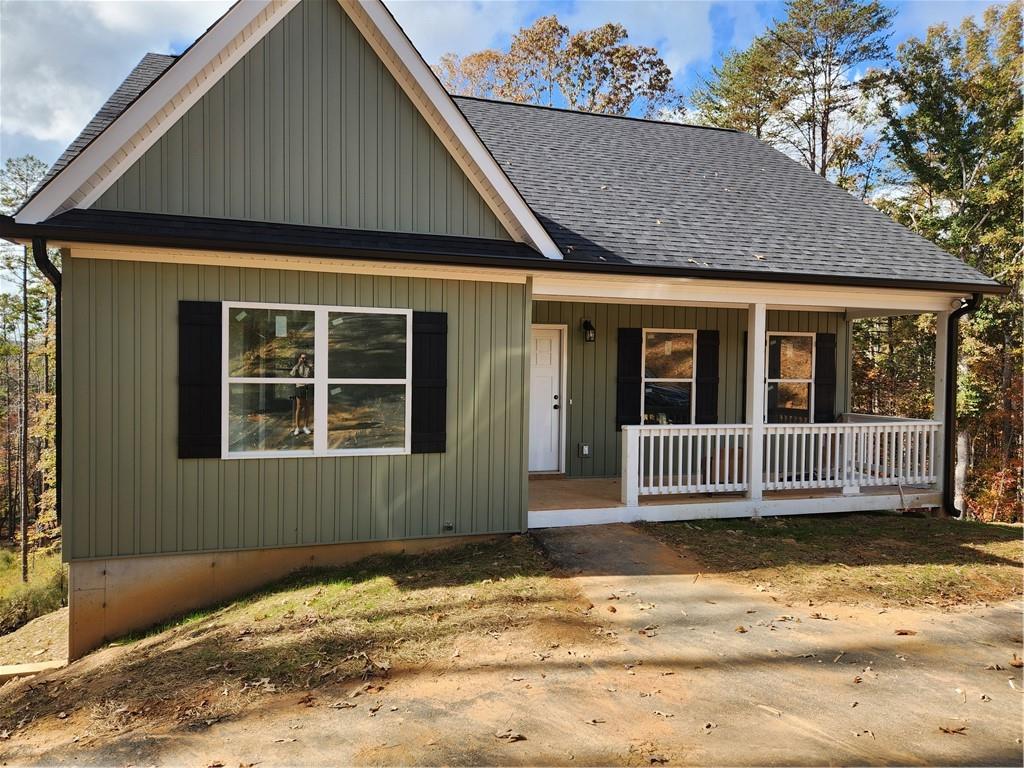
[344,0,563,260]
[531,273,966,312]
[15,0,297,225]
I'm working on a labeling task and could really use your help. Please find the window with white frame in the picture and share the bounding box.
[223,302,411,458]
[641,329,696,425]
[765,332,815,424]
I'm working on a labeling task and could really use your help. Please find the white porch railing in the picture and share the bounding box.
[763,418,940,491]
[622,418,940,505]
[621,424,752,505]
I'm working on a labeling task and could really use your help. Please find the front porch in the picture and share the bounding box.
[526,273,956,528]
[529,417,943,528]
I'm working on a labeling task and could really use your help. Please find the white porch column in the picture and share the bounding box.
[933,310,951,493]
[746,303,766,501]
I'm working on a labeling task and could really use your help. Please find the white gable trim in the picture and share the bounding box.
[16,0,563,260]
[16,0,299,225]
[340,0,562,259]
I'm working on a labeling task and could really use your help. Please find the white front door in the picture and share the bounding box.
[529,327,563,472]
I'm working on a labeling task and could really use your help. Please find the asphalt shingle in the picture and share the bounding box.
[455,96,997,289]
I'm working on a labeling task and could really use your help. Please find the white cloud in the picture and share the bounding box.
[1,0,229,156]
[386,0,540,62]
[560,1,716,80]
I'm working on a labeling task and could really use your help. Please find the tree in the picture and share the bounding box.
[769,0,895,177]
[435,15,676,117]
[866,1,1022,520]
[690,37,791,140]
[434,50,504,99]
[0,155,59,563]
[558,23,673,116]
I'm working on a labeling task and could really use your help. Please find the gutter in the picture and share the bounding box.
[0,214,1009,297]
[943,292,983,518]
[31,238,61,525]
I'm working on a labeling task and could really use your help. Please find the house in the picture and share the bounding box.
[0,0,1004,659]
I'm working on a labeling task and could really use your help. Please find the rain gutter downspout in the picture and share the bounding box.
[31,237,61,524]
[943,292,983,518]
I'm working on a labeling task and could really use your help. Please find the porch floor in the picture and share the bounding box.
[528,475,936,513]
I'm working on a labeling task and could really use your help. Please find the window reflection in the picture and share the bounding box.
[644,382,693,425]
[228,383,314,452]
[228,308,315,378]
[327,384,406,449]
[328,313,406,379]
[767,382,811,424]
[644,331,694,379]
[768,335,813,380]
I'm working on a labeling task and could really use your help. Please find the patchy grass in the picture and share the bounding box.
[0,535,594,741]
[0,545,66,636]
[639,513,1023,608]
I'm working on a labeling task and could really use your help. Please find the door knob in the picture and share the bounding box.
[553,404,560,410]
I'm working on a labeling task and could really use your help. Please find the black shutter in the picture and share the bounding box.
[411,311,447,453]
[814,332,838,423]
[615,328,642,429]
[695,329,719,424]
[178,301,222,458]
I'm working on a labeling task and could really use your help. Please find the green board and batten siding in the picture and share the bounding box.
[91,0,509,240]
[532,301,849,478]
[63,255,530,561]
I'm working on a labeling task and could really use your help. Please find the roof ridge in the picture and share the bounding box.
[451,94,739,134]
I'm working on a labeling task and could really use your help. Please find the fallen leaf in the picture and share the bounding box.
[939,725,968,735]
[980,694,992,702]
[649,756,668,765]
[894,629,917,636]
[701,721,718,734]
[495,729,526,742]
[329,701,357,709]
[583,718,606,726]
[653,711,674,718]
[735,626,748,634]
[607,606,617,613]
[1011,654,1023,669]
[208,762,225,768]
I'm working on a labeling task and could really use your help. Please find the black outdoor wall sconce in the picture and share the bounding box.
[581,319,596,343]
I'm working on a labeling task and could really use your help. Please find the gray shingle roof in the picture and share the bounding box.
[454,96,998,289]
[28,50,998,291]
[36,53,176,191]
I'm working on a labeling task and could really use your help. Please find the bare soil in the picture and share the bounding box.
[1,520,1021,766]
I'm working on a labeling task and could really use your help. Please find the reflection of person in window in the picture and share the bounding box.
[290,353,313,436]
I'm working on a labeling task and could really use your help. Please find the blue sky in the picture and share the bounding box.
[0,0,996,169]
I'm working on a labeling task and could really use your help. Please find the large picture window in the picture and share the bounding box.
[766,332,815,423]
[223,302,411,458]
[641,329,696,425]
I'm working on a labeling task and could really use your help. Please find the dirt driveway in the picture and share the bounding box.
[5,523,1022,766]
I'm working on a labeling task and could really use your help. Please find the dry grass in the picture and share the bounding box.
[0,535,593,740]
[639,513,1023,608]
[0,545,66,636]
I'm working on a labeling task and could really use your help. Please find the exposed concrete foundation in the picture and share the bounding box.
[68,534,498,660]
